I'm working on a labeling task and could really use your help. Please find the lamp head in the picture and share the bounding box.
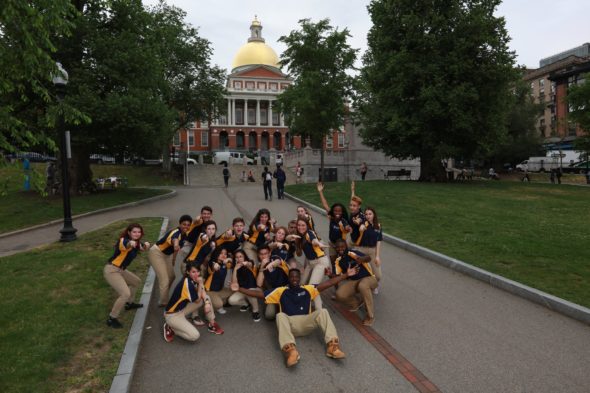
[52,62,68,86]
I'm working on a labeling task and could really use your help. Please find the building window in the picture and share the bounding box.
[538,78,544,91]
[173,132,180,146]
[201,131,208,147]
[187,131,194,146]
[246,82,255,90]
[248,109,256,125]
[326,134,333,149]
[270,83,278,91]
[234,81,242,89]
[272,112,280,126]
[260,109,268,125]
[338,133,345,148]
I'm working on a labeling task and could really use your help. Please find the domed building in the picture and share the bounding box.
[208,17,301,156]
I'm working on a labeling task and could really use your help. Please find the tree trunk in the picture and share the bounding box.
[162,145,171,171]
[67,144,94,194]
[418,154,447,182]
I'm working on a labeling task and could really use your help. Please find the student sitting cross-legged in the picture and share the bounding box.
[228,249,262,322]
[232,266,357,368]
[204,248,234,314]
[333,238,378,326]
[163,263,223,343]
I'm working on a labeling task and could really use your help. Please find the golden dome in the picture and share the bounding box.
[231,41,280,70]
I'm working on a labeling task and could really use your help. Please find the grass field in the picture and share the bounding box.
[286,180,590,308]
[0,163,175,234]
[0,218,162,393]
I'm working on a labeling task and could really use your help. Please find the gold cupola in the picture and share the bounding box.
[231,16,280,71]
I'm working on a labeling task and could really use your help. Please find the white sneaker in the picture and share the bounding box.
[217,307,227,314]
[373,287,379,295]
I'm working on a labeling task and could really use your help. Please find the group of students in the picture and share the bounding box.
[102,181,383,367]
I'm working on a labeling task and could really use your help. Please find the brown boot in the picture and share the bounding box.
[326,338,346,359]
[282,343,300,367]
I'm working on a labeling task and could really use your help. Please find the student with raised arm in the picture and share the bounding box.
[243,208,275,264]
[354,207,383,294]
[175,206,213,267]
[317,182,352,263]
[149,215,191,307]
[163,263,223,343]
[348,181,366,247]
[228,250,262,322]
[333,238,378,326]
[215,217,249,255]
[295,218,330,310]
[231,266,357,367]
[104,223,150,328]
[184,220,217,273]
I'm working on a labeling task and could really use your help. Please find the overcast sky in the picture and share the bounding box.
[143,0,590,71]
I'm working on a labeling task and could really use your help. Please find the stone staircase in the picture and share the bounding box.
[187,163,297,187]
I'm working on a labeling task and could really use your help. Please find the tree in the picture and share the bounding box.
[0,0,77,154]
[276,19,357,181]
[355,0,518,181]
[568,73,590,167]
[487,76,544,167]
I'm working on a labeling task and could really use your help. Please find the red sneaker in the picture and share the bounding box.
[207,321,224,335]
[163,323,175,342]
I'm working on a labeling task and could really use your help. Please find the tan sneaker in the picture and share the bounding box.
[326,338,346,359]
[362,316,375,326]
[282,343,300,367]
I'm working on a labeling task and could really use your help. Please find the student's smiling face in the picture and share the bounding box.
[259,213,269,224]
[201,209,212,221]
[288,270,301,288]
[275,228,286,242]
[179,220,191,234]
[233,221,245,234]
[205,223,216,238]
[128,227,142,240]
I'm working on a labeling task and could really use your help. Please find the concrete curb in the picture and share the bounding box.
[109,217,169,393]
[0,189,176,240]
[284,192,590,326]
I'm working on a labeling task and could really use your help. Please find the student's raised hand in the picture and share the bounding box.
[213,262,220,271]
[236,262,244,270]
[317,241,329,249]
[345,225,352,233]
[201,233,209,242]
[351,180,356,192]
[286,234,300,241]
[316,182,324,192]
[359,224,366,232]
[143,241,151,249]
[225,229,233,238]
[353,216,361,225]
[258,224,266,231]
[270,218,277,225]
[230,282,239,292]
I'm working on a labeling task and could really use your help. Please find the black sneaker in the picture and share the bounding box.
[125,302,143,310]
[107,316,123,328]
[252,312,261,322]
[240,304,251,312]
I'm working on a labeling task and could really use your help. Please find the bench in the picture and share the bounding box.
[384,169,411,180]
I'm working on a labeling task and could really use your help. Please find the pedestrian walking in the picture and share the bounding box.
[222,163,230,188]
[104,223,150,328]
[274,164,286,199]
[262,166,273,200]
[295,161,303,184]
[556,168,562,184]
[360,162,368,181]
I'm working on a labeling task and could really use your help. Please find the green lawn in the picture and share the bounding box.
[0,163,174,234]
[0,218,162,393]
[286,181,590,308]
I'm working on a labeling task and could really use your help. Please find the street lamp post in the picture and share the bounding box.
[53,62,77,242]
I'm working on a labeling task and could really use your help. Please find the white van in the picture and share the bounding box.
[213,151,254,165]
[516,157,560,172]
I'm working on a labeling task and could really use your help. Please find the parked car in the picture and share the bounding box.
[515,157,559,172]
[170,153,197,165]
[6,151,56,162]
[564,160,590,174]
[213,151,254,165]
[89,154,115,164]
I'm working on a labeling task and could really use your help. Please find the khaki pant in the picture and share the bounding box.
[209,288,232,310]
[228,288,260,312]
[242,241,258,264]
[301,255,330,310]
[164,300,215,342]
[276,309,338,349]
[335,276,378,318]
[264,303,277,320]
[355,246,381,281]
[148,245,175,305]
[104,264,141,318]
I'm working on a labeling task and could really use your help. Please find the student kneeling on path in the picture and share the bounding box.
[231,266,358,367]
[163,263,223,343]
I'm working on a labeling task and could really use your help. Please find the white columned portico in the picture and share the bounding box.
[245,99,249,125]
[227,99,231,125]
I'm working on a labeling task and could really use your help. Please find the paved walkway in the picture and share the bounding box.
[2,165,589,392]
